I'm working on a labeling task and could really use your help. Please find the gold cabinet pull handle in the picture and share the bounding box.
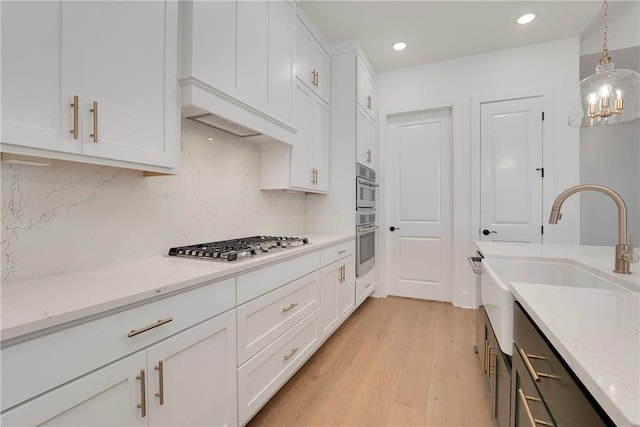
[282,302,298,313]
[519,347,541,382]
[70,95,79,139]
[136,369,147,417]
[89,101,98,143]
[519,348,561,382]
[155,361,164,405]
[518,388,554,426]
[338,249,347,254]
[484,340,489,374]
[315,70,319,87]
[128,318,173,337]
[284,347,299,361]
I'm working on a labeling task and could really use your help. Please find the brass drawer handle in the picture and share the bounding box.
[519,347,541,382]
[338,249,347,254]
[137,369,147,417]
[519,348,561,382]
[155,360,164,405]
[128,318,173,337]
[282,302,298,313]
[284,347,299,361]
[89,101,98,143]
[70,95,79,139]
[518,388,554,426]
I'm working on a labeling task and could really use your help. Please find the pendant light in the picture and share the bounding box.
[568,0,640,127]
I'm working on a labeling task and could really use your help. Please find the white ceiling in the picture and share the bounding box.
[300,1,617,72]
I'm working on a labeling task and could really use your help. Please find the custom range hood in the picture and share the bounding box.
[180,83,297,145]
[187,113,261,138]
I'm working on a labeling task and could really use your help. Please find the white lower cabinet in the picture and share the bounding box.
[237,271,320,365]
[146,311,237,427]
[355,268,376,308]
[319,254,355,341]
[1,352,147,427]
[1,311,237,427]
[237,309,319,425]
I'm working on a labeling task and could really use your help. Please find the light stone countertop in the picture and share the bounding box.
[475,241,640,427]
[1,233,354,342]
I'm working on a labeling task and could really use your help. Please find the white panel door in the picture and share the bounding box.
[82,0,177,167]
[0,352,146,426]
[1,1,82,154]
[147,311,237,427]
[480,98,543,243]
[386,110,453,301]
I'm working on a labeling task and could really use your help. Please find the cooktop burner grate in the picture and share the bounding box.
[168,236,309,261]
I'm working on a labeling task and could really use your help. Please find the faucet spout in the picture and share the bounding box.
[549,184,636,274]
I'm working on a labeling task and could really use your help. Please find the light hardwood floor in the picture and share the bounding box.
[247,296,493,427]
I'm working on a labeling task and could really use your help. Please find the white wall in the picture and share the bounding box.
[579,46,640,246]
[376,37,581,308]
[1,120,306,281]
[580,1,640,55]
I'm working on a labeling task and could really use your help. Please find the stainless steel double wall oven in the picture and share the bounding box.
[356,163,377,277]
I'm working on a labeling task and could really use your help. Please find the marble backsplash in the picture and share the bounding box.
[1,120,306,281]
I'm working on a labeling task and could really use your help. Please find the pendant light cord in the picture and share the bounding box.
[600,0,610,64]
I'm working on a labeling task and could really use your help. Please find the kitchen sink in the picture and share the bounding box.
[485,259,628,291]
[480,258,628,356]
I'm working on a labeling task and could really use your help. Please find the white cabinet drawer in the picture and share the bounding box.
[237,270,320,365]
[320,240,355,267]
[237,309,319,425]
[237,252,320,304]
[1,278,235,412]
[356,268,376,308]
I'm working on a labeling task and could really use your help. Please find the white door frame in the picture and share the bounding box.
[378,97,472,307]
[471,87,556,248]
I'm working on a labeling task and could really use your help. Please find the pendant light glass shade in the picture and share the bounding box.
[569,61,640,127]
[568,0,640,127]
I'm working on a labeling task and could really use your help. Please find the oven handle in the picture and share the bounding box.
[357,224,376,234]
[358,178,379,187]
[467,256,484,274]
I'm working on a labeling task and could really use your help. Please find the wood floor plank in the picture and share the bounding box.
[247,297,494,427]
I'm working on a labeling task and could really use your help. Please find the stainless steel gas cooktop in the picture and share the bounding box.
[168,236,309,262]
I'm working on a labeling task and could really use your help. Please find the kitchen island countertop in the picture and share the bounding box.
[475,241,639,427]
[1,233,354,342]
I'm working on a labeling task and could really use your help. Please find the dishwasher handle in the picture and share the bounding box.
[468,256,484,274]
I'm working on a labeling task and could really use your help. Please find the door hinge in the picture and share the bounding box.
[536,167,544,178]
[541,225,544,235]
[542,111,545,121]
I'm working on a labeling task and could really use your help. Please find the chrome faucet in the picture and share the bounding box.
[549,184,639,274]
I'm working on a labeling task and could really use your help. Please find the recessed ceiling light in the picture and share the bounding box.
[517,13,536,25]
[393,42,407,51]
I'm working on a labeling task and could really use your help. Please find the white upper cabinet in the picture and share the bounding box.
[236,1,269,111]
[260,81,329,193]
[180,1,236,95]
[356,56,377,121]
[181,0,296,144]
[1,1,180,172]
[268,1,296,123]
[295,19,330,103]
[356,104,376,167]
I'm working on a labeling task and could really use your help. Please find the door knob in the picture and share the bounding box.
[482,229,497,236]
[390,226,400,232]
